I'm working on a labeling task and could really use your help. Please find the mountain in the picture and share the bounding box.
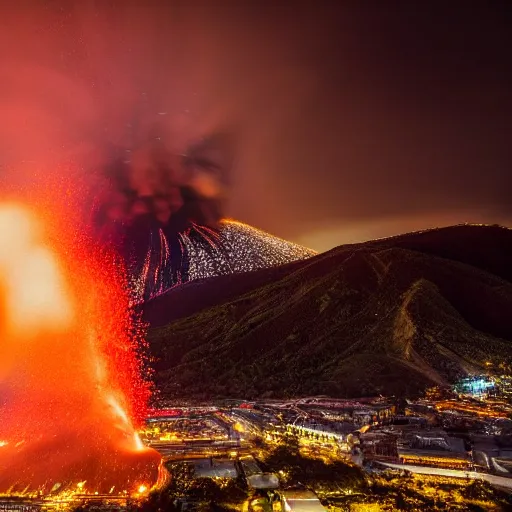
[130,219,316,301]
[146,224,512,399]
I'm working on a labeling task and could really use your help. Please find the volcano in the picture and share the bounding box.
[130,219,316,302]
[146,224,512,399]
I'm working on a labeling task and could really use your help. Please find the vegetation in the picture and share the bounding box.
[261,433,368,497]
[148,225,512,399]
[71,438,512,512]
[362,472,512,511]
[256,435,512,511]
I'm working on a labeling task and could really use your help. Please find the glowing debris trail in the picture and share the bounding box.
[0,202,161,496]
[133,219,317,301]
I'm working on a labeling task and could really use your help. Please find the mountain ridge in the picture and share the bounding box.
[143,223,512,326]
[146,224,512,399]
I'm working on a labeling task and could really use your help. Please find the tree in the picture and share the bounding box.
[264,433,367,494]
[220,476,248,504]
[187,478,224,503]
[166,461,196,498]
[134,490,179,512]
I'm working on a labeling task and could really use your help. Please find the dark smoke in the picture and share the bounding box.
[93,131,235,300]
[0,1,238,300]
[94,132,233,234]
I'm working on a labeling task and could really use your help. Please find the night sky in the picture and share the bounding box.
[1,1,510,251]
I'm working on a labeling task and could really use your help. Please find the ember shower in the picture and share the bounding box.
[0,190,161,495]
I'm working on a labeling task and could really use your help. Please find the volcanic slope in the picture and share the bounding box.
[181,220,316,281]
[147,224,512,399]
[133,219,316,301]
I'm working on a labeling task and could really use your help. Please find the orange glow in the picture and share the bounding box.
[0,205,73,336]
[435,400,509,418]
[0,184,160,495]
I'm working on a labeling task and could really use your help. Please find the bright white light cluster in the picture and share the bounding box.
[183,220,316,282]
[134,220,316,302]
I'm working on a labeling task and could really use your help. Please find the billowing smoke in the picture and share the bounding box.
[0,2,237,300]
[94,132,233,233]
[93,131,235,300]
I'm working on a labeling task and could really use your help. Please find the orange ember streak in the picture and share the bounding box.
[0,185,161,496]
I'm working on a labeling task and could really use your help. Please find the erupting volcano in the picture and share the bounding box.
[0,197,161,496]
[92,135,315,302]
[131,219,317,302]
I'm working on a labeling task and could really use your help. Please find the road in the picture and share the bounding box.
[379,462,512,490]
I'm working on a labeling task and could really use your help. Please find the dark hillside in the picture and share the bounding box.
[143,224,512,325]
[147,226,512,399]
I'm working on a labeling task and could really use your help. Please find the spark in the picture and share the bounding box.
[133,432,145,452]
[133,219,316,302]
[0,183,161,496]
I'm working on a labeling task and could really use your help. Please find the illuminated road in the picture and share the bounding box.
[379,462,512,490]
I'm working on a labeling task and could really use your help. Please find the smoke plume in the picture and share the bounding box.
[0,2,236,299]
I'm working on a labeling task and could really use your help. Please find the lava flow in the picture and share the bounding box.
[0,197,162,496]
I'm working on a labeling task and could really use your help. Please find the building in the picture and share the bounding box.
[286,421,351,443]
[278,490,326,512]
[360,431,399,463]
[398,431,471,470]
[246,473,280,490]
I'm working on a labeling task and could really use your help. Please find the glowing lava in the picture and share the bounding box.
[0,201,161,495]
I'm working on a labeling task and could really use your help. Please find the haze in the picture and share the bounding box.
[1,1,510,251]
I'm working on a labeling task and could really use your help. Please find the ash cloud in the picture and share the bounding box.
[0,1,237,284]
[92,131,235,301]
[94,132,234,242]
[1,0,511,263]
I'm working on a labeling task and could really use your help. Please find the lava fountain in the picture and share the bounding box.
[0,197,162,496]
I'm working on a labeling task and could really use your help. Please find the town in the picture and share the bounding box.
[137,374,512,511]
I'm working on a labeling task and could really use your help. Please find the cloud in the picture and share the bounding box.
[296,210,512,252]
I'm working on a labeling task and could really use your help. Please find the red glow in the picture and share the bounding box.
[146,408,184,419]
[0,179,160,495]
